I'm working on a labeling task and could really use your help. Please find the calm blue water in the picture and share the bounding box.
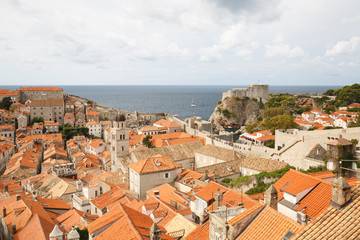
[0,85,341,120]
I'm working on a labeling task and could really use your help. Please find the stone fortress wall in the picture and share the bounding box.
[222,84,269,103]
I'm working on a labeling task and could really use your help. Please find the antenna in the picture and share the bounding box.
[212,192,214,212]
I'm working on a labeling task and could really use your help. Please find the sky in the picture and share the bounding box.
[0,0,359,86]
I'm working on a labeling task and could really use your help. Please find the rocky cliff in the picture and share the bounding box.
[209,96,263,131]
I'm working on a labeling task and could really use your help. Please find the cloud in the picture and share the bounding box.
[265,42,306,58]
[342,15,360,24]
[209,0,283,22]
[338,61,358,66]
[132,33,191,60]
[325,37,360,56]
[235,48,253,58]
[199,45,223,62]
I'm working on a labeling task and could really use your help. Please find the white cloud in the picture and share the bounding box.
[265,42,306,58]
[0,0,360,85]
[199,45,223,62]
[342,15,360,24]
[325,37,360,56]
[338,61,358,66]
[235,48,253,58]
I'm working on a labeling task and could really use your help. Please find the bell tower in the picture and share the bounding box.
[111,113,129,170]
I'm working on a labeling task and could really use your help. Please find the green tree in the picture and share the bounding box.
[262,114,298,133]
[348,112,360,128]
[265,139,275,148]
[0,97,13,110]
[326,84,360,107]
[245,120,261,133]
[263,107,285,119]
[222,109,230,118]
[142,135,154,148]
[31,117,44,125]
[265,94,296,108]
[62,127,89,141]
[76,228,89,240]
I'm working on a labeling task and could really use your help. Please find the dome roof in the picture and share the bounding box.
[115,113,126,122]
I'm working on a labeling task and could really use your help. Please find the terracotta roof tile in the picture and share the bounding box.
[154,119,181,128]
[294,185,360,239]
[195,181,228,202]
[237,206,303,240]
[56,209,98,232]
[308,171,335,179]
[91,187,126,210]
[185,221,209,240]
[146,183,189,209]
[89,202,172,240]
[275,169,320,196]
[129,155,181,174]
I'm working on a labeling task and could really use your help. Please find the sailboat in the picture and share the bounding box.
[190,98,196,107]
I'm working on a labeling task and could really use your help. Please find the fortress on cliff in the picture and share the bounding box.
[222,84,269,103]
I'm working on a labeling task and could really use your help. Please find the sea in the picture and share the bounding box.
[1,85,341,120]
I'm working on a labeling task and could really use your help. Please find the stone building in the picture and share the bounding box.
[2,112,15,126]
[222,84,269,103]
[17,115,28,128]
[19,87,64,103]
[0,125,14,141]
[64,113,75,127]
[29,98,64,125]
[0,89,19,102]
[128,155,182,199]
[44,121,59,133]
[86,121,102,138]
[110,114,129,170]
[326,138,355,171]
[75,119,86,127]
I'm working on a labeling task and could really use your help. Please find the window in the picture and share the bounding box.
[164,173,169,178]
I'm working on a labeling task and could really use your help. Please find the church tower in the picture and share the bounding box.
[111,113,129,170]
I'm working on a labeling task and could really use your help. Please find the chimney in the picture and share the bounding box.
[11,223,16,234]
[204,170,209,180]
[2,207,6,217]
[150,222,162,240]
[16,195,21,201]
[3,184,8,192]
[191,165,195,171]
[331,177,351,209]
[153,190,160,198]
[122,176,126,183]
[265,185,278,210]
[214,188,223,210]
[76,180,83,192]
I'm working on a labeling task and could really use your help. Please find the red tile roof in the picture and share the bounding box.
[185,221,209,240]
[275,169,320,196]
[308,171,335,179]
[146,183,189,209]
[195,181,228,202]
[88,203,172,240]
[237,206,303,240]
[91,187,127,210]
[129,155,182,174]
[56,209,98,232]
[154,119,181,128]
